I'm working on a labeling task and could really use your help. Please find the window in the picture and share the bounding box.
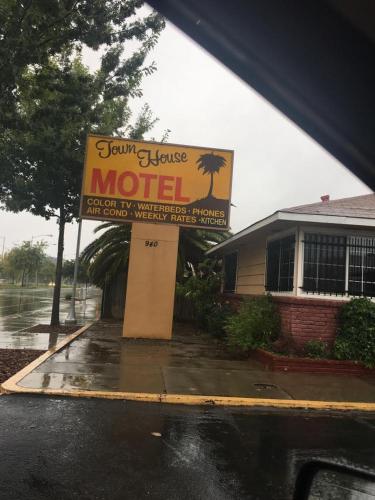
[223,253,238,293]
[302,233,375,297]
[348,236,375,296]
[303,233,346,294]
[266,235,295,292]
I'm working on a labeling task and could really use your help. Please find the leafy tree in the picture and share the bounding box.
[81,222,231,287]
[38,257,57,285]
[2,241,47,286]
[0,5,164,324]
[62,260,75,283]
[1,255,15,284]
[62,259,90,284]
[0,0,164,132]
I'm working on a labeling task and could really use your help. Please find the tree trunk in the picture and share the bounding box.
[208,173,214,197]
[51,208,65,326]
[21,267,26,287]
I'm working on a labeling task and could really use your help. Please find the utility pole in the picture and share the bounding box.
[65,219,83,325]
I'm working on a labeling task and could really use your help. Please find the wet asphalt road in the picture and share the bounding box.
[0,395,374,499]
[0,287,100,349]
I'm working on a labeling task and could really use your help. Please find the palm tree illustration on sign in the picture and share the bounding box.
[196,152,226,199]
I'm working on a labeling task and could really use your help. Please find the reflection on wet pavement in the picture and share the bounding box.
[308,468,375,499]
[16,321,375,402]
[0,287,101,350]
[1,394,375,500]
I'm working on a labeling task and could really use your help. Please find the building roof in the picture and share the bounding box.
[207,194,375,255]
[281,194,375,219]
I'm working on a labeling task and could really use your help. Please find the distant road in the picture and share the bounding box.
[0,287,100,332]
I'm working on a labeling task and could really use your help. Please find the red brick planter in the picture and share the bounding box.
[272,296,345,348]
[253,348,375,375]
[223,294,346,347]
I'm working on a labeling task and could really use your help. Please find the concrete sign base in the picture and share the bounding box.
[123,222,179,340]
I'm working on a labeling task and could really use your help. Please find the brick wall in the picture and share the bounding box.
[223,293,345,347]
[272,296,345,347]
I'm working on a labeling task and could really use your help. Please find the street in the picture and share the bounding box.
[0,287,100,349]
[0,395,374,499]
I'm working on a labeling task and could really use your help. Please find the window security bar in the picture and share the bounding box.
[299,287,375,299]
[302,234,375,298]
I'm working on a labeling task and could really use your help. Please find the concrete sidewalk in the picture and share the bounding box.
[5,321,375,405]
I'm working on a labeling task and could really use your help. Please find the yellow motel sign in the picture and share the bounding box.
[80,135,234,230]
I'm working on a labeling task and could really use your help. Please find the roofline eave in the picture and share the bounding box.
[206,210,375,255]
[206,211,280,255]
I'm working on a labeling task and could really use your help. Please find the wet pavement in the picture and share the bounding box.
[0,394,374,499]
[0,287,100,350]
[14,321,375,403]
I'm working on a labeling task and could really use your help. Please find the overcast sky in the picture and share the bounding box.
[1,14,371,259]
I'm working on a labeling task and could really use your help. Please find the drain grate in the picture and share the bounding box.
[253,383,278,391]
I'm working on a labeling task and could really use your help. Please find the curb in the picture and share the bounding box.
[1,322,94,394]
[2,322,375,412]
[2,385,375,412]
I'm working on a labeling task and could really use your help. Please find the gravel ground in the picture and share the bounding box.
[21,323,82,334]
[0,324,82,385]
[0,349,44,384]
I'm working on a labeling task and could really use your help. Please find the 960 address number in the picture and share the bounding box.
[145,240,158,247]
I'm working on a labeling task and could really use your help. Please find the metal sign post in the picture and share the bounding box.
[65,219,83,325]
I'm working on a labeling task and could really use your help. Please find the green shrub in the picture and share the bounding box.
[176,272,221,326]
[304,340,329,359]
[175,261,234,337]
[333,297,375,367]
[225,295,280,351]
[64,293,72,300]
[205,302,234,338]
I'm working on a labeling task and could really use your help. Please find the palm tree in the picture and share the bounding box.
[80,222,131,288]
[177,228,231,279]
[196,152,226,199]
[80,222,231,287]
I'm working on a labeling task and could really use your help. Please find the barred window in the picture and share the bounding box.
[348,236,375,297]
[303,233,346,294]
[266,235,295,292]
[302,233,375,297]
[223,252,238,293]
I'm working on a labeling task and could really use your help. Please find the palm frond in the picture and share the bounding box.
[196,153,226,175]
[81,221,232,287]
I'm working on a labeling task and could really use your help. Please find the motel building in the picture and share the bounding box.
[207,194,375,347]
